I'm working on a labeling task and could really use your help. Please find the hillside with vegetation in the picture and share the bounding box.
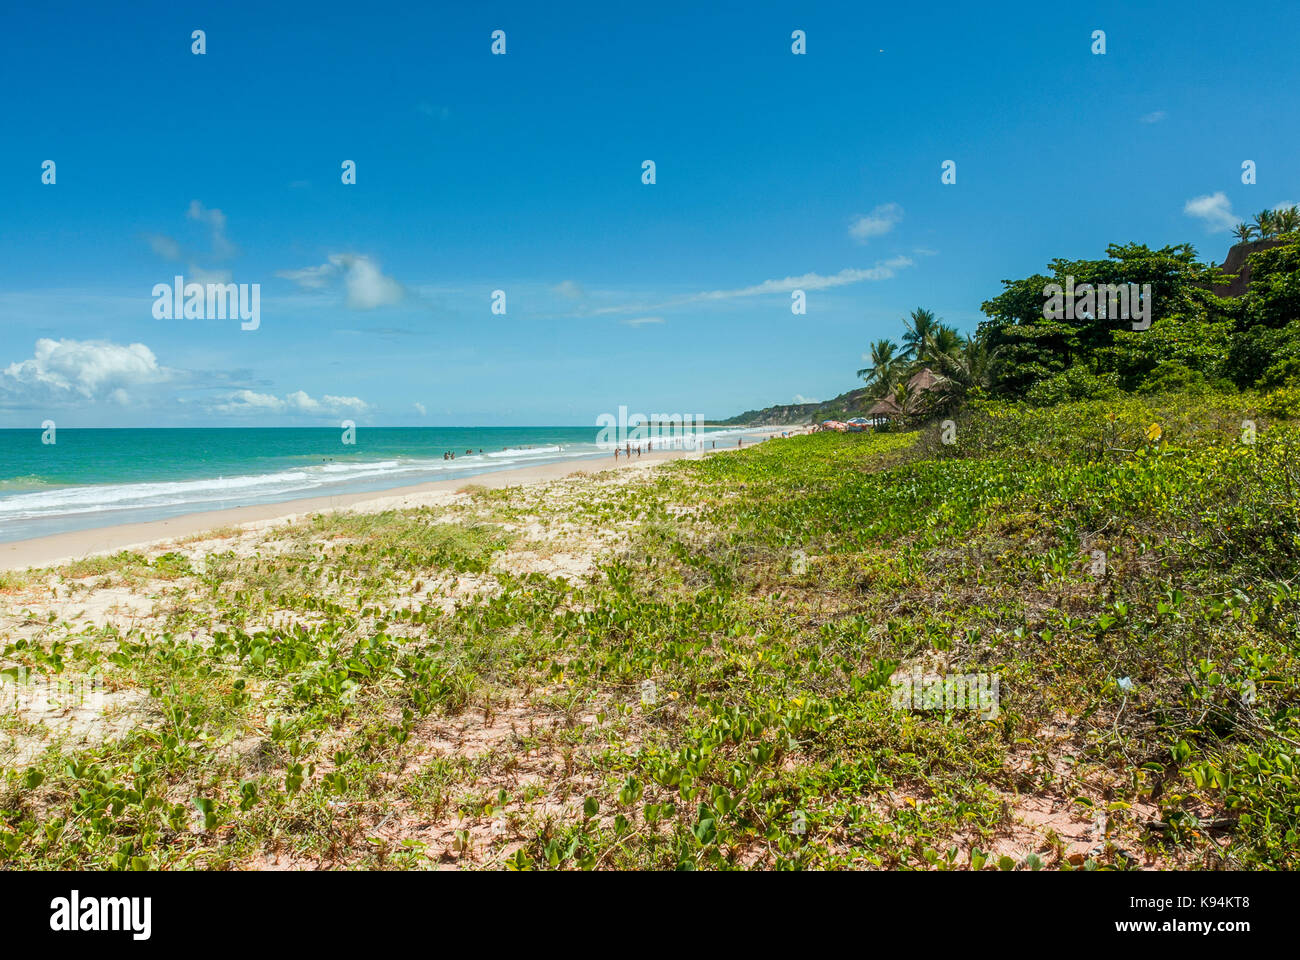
[717,388,872,426]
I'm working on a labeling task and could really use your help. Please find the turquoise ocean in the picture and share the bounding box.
[0,426,765,544]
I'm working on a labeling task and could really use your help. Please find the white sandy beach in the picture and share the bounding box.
[0,431,790,572]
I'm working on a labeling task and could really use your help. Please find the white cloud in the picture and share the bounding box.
[143,203,239,288]
[186,200,236,259]
[792,394,820,404]
[413,402,427,415]
[692,259,914,300]
[334,255,404,309]
[553,280,585,299]
[188,265,233,285]
[144,233,182,260]
[215,390,281,411]
[849,203,903,242]
[1184,192,1237,232]
[212,389,370,417]
[622,316,663,326]
[276,263,335,289]
[589,257,914,318]
[1140,110,1167,124]
[0,339,372,421]
[0,338,175,408]
[277,254,404,309]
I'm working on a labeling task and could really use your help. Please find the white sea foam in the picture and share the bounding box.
[486,445,563,458]
[0,454,545,522]
[0,429,763,534]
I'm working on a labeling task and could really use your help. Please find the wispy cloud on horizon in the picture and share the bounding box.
[588,257,915,318]
[208,389,369,417]
[0,337,370,420]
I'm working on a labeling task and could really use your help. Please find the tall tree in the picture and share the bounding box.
[1233,223,1259,243]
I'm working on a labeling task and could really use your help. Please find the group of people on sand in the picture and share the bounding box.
[613,437,735,460]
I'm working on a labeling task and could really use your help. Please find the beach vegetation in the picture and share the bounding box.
[2,389,1296,869]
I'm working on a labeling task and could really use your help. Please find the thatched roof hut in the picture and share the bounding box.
[866,396,903,419]
[865,368,951,424]
[906,367,942,393]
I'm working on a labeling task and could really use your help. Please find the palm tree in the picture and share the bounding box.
[856,338,902,396]
[930,331,1000,403]
[900,308,940,364]
[1232,222,1258,243]
[926,324,963,363]
[1253,209,1277,238]
[1274,205,1300,235]
[891,379,920,418]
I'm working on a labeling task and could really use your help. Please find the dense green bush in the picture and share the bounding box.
[978,237,1300,399]
[1025,367,1120,405]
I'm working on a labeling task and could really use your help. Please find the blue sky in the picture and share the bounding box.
[2,0,1297,427]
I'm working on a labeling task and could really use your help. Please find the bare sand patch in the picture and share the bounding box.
[1,674,150,768]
